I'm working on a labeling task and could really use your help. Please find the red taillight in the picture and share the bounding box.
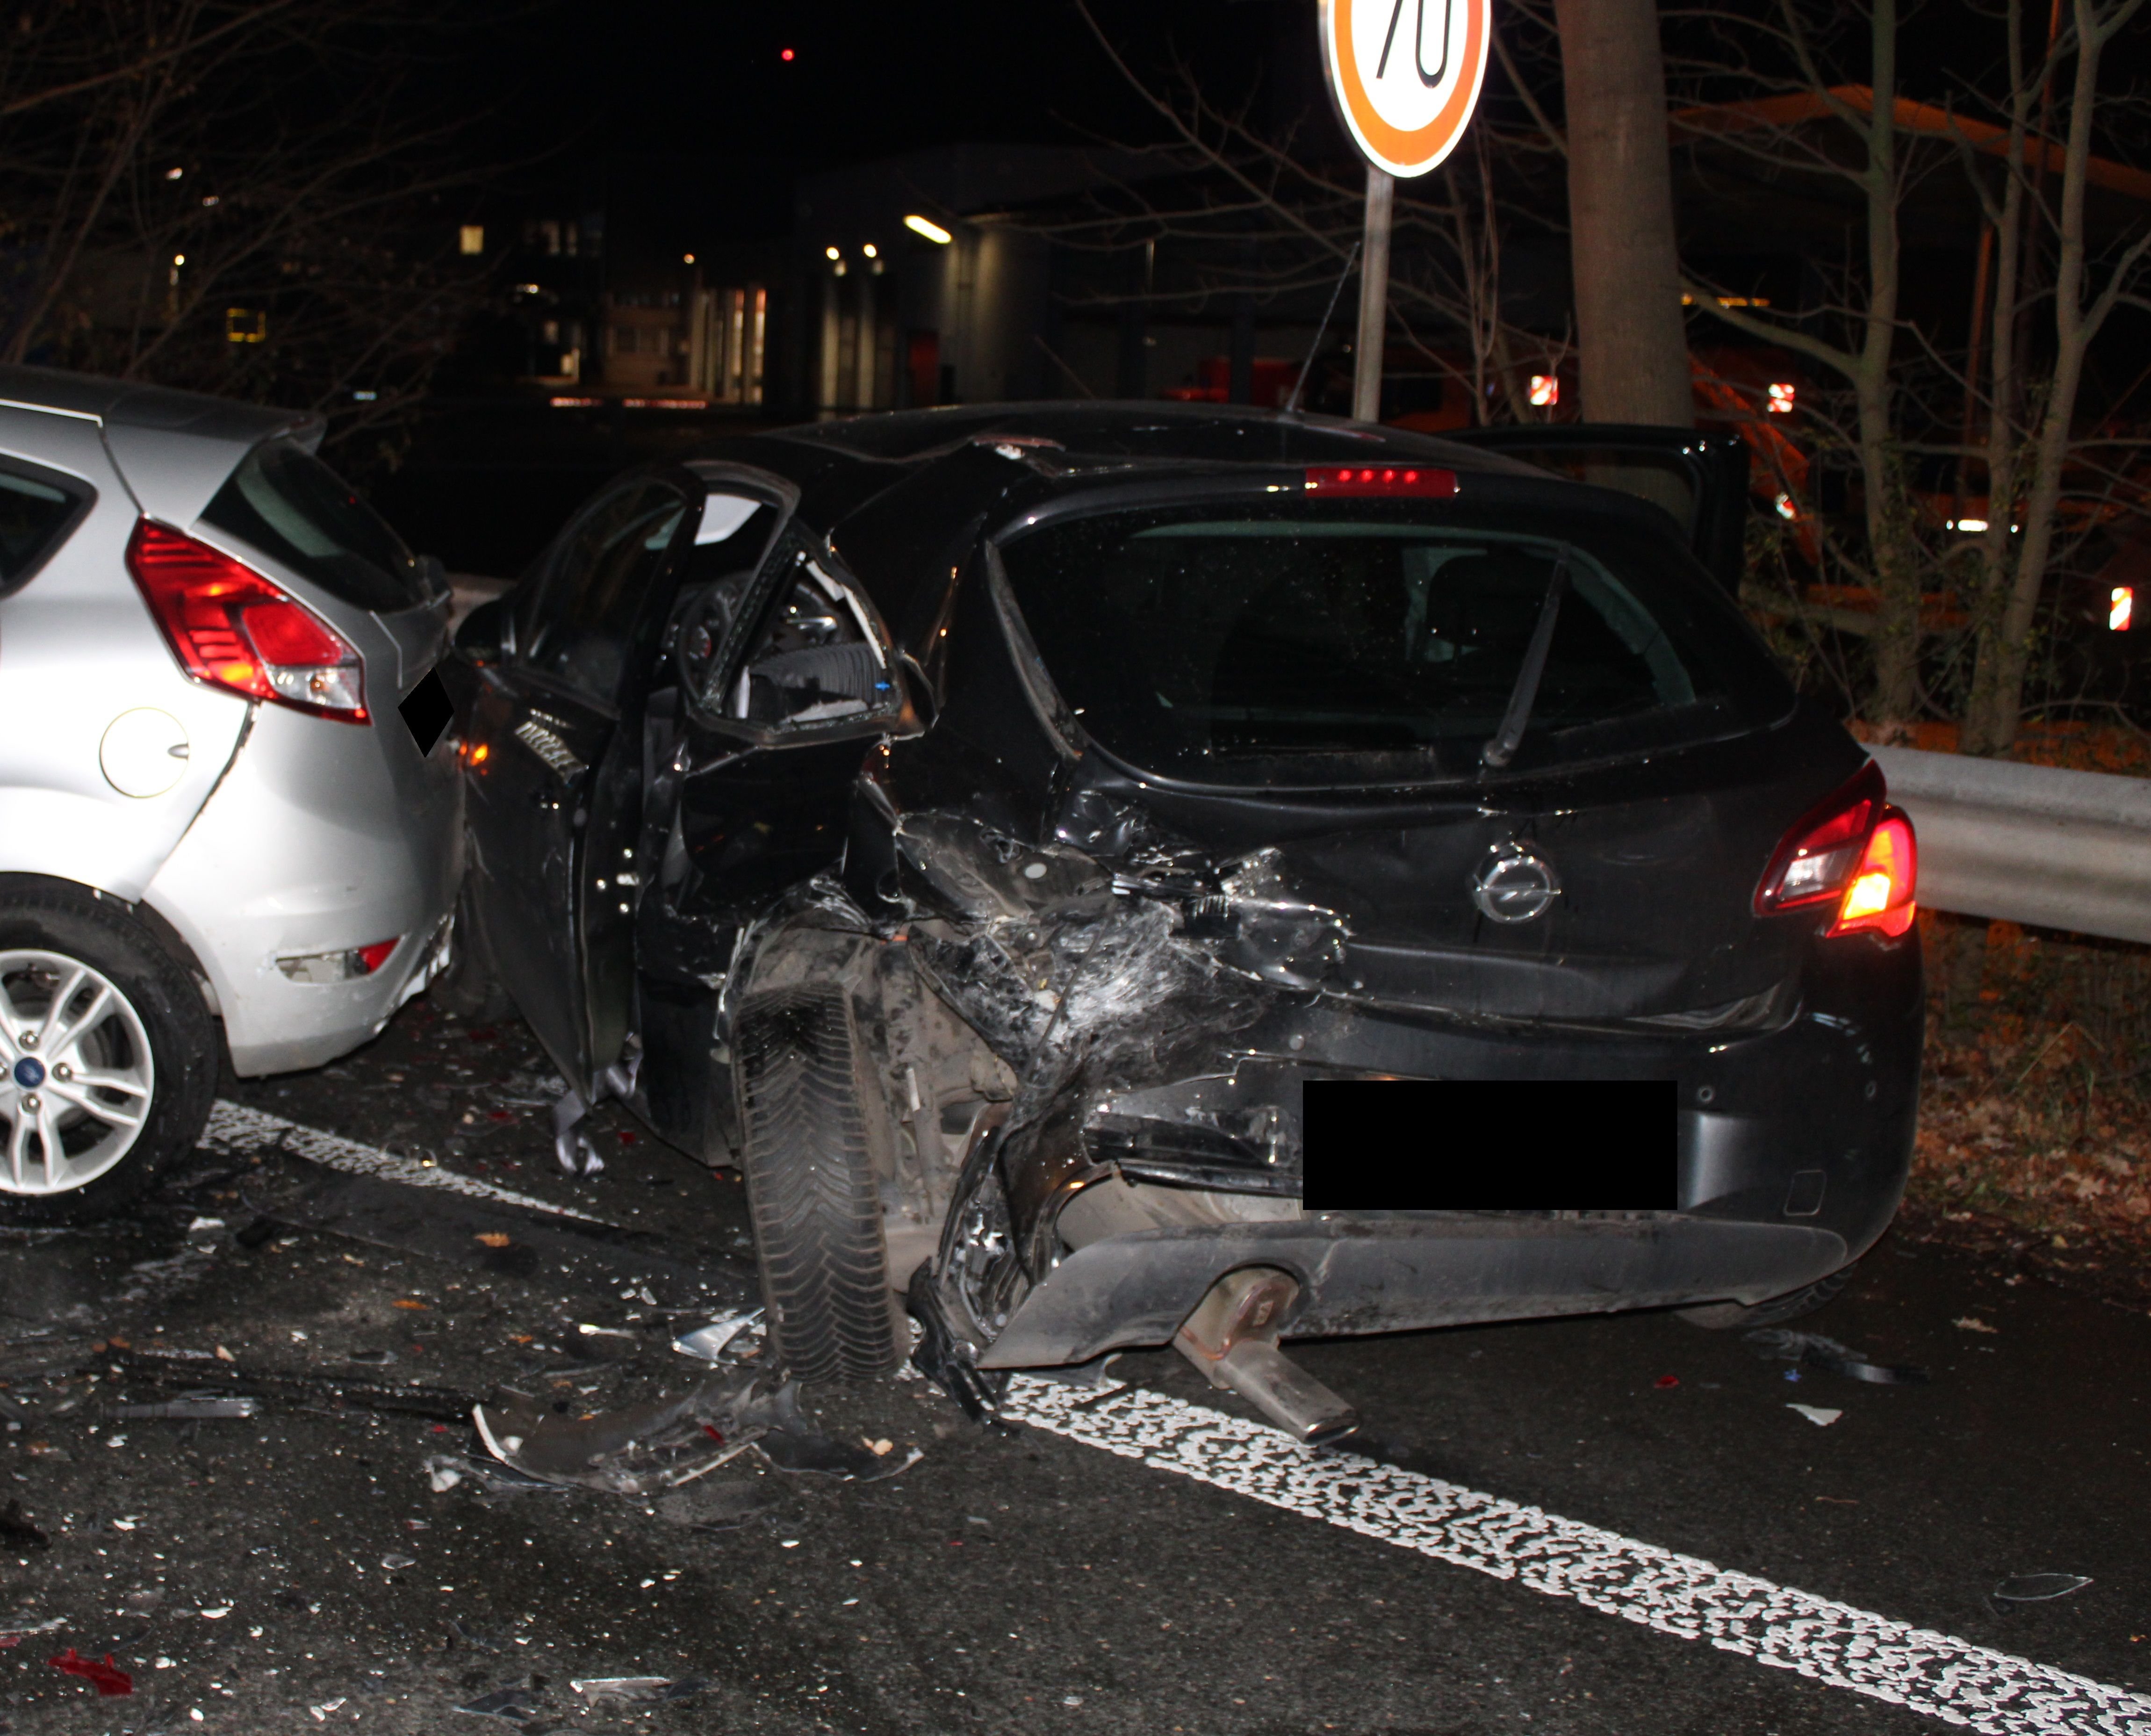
[1828,814,1917,938]
[1304,465,1458,498]
[1755,762,1917,938]
[354,937,399,974]
[126,521,368,723]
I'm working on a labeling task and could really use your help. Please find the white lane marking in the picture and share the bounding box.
[202,1100,608,1224]
[1004,1376,2151,1736]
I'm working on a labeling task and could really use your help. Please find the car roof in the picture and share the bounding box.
[0,365,320,450]
[768,400,1540,475]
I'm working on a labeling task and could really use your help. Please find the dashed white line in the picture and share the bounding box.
[1004,1375,2151,1736]
[202,1099,607,1223]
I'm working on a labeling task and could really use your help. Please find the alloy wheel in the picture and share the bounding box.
[0,949,156,1196]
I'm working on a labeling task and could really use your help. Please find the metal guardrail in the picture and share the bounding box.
[1868,745,2151,945]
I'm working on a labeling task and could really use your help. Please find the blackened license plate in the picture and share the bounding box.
[1302,1079,1677,1211]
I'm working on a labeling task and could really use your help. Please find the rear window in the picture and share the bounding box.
[0,464,90,597]
[998,503,1791,785]
[201,442,425,612]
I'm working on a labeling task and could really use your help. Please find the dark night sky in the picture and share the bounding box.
[494,1,1312,173]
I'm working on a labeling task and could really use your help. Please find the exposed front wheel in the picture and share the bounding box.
[734,983,903,1383]
[0,889,217,1225]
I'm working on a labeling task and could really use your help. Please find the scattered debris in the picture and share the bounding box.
[0,1499,50,1551]
[1786,1404,1843,1427]
[105,1345,474,1423]
[1953,1317,1999,1334]
[473,1378,755,1495]
[456,1684,540,1721]
[381,1553,416,1570]
[309,1697,348,1720]
[423,1454,573,1498]
[1744,1330,1929,1386]
[1994,1573,2092,1603]
[113,1396,260,1420]
[1653,1375,1680,1389]
[345,1349,397,1366]
[671,1312,762,1362]
[570,1676,708,1703]
[472,1370,918,1496]
[49,1648,132,1695]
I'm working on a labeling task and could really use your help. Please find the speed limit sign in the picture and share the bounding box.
[1321,0,1491,178]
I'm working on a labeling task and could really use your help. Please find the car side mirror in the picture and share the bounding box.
[455,595,512,666]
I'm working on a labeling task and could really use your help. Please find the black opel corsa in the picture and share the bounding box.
[447,404,1920,1439]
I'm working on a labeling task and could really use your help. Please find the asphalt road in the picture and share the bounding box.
[2,994,2147,1736]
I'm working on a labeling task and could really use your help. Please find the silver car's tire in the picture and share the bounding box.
[0,889,217,1226]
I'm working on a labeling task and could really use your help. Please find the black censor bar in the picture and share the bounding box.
[1302,1079,1677,1211]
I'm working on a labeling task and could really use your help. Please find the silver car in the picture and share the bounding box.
[0,367,460,1223]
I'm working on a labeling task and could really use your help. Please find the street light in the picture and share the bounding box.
[904,214,952,245]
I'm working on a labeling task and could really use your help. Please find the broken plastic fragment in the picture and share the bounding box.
[571,1676,709,1702]
[1786,1404,1842,1426]
[113,1396,259,1419]
[456,1684,538,1719]
[49,1648,132,1695]
[672,1311,762,1362]
[1745,1329,1928,1386]
[1994,1573,2092,1602]
[1953,1316,1998,1334]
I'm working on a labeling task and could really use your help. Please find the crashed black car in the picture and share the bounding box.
[446,404,1921,1441]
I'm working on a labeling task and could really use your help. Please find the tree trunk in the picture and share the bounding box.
[1852,0,1919,734]
[1552,0,1691,427]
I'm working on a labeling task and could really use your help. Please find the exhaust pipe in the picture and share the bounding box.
[1172,1267,1359,1447]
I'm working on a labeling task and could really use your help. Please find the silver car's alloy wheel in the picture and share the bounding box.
[0,950,156,1196]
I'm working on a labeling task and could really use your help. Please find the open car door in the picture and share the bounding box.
[1445,424,1750,597]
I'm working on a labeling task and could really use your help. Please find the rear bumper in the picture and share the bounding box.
[957,929,1919,1368]
[142,699,460,1075]
[980,1212,1847,1368]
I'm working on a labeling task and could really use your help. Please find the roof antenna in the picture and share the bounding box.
[1281,241,1360,418]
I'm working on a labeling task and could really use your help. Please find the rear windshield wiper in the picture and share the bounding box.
[1480,544,1571,771]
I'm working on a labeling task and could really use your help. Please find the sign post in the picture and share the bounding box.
[1321,0,1493,421]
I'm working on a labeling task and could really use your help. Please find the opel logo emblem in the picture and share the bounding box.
[1473,849,1560,924]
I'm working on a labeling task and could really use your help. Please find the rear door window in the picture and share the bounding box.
[201,441,427,613]
[998,503,1791,785]
[0,462,92,598]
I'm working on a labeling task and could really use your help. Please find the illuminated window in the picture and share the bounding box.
[2113,587,2134,632]
[1528,375,1558,407]
[459,225,484,255]
[224,308,266,344]
[1767,382,1795,413]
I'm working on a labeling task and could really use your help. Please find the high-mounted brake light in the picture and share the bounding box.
[126,521,368,723]
[1754,762,1917,938]
[1304,465,1457,498]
